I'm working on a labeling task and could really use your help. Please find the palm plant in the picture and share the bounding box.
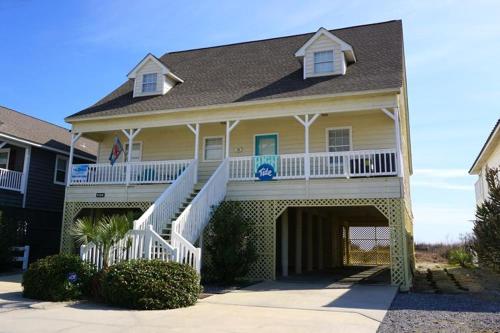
[71,214,133,269]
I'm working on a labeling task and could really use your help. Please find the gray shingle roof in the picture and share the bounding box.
[469,118,500,173]
[69,20,404,120]
[0,106,97,159]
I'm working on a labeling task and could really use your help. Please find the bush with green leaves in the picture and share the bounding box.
[22,254,95,301]
[473,167,500,271]
[204,202,257,284]
[102,260,201,310]
[447,248,473,267]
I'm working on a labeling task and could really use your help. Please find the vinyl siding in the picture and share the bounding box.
[226,178,402,201]
[95,110,395,163]
[132,59,168,97]
[65,184,167,203]
[0,190,23,207]
[304,35,345,78]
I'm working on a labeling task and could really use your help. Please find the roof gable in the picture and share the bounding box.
[295,27,356,63]
[127,53,183,83]
[469,119,500,174]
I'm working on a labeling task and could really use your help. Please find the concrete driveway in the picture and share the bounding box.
[0,273,397,333]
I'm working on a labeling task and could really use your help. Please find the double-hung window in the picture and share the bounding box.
[54,155,68,185]
[327,128,351,152]
[142,73,157,93]
[314,50,334,74]
[124,142,142,162]
[204,137,224,161]
[0,148,10,169]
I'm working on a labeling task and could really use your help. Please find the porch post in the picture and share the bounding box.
[122,128,141,185]
[381,108,404,177]
[294,114,319,180]
[66,132,82,187]
[187,123,200,183]
[295,208,303,274]
[281,209,289,277]
[307,212,313,271]
[318,217,324,270]
[393,108,404,177]
[21,146,31,208]
[225,120,240,158]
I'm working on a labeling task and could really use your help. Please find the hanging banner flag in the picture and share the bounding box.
[254,155,278,181]
[109,136,124,165]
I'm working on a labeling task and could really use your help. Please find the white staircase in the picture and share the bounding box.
[80,158,230,273]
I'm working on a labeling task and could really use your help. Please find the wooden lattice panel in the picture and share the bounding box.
[60,201,151,253]
[208,198,411,288]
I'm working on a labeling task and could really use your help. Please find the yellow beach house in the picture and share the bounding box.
[61,20,415,290]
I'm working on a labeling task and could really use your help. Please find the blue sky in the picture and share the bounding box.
[1,0,499,243]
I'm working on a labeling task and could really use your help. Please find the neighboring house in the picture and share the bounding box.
[469,119,500,204]
[0,106,97,260]
[62,20,414,290]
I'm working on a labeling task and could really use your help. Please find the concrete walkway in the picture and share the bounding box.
[0,273,397,333]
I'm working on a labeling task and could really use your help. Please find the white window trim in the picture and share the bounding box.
[314,50,334,74]
[253,133,280,156]
[203,136,224,162]
[141,73,158,93]
[0,148,10,169]
[123,141,143,162]
[325,126,353,152]
[54,154,69,185]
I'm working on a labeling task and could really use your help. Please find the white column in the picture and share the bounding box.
[294,114,319,180]
[281,209,289,277]
[66,132,82,186]
[295,208,302,274]
[122,128,141,185]
[318,217,324,270]
[307,212,313,271]
[394,108,404,177]
[225,120,240,158]
[187,124,200,183]
[21,146,31,208]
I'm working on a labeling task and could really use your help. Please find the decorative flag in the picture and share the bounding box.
[109,136,124,165]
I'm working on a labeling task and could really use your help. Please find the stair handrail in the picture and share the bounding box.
[171,158,229,244]
[81,225,176,270]
[133,159,197,233]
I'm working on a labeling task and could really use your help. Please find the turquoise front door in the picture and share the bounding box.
[255,134,278,156]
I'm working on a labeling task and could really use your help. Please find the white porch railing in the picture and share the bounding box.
[228,149,397,180]
[70,159,192,185]
[0,168,23,191]
[133,160,197,233]
[80,225,177,270]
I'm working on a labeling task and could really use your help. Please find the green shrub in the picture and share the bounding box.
[102,260,201,310]
[22,254,95,301]
[204,202,257,284]
[447,248,473,267]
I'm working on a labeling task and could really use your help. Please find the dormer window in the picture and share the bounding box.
[314,51,334,74]
[142,73,157,93]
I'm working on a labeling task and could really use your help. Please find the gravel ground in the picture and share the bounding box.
[378,292,500,333]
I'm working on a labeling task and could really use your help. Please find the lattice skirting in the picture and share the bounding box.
[59,201,151,254]
[204,198,413,289]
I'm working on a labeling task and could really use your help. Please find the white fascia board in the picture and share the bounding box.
[469,124,500,174]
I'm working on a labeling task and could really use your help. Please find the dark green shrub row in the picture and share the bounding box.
[22,254,94,301]
[102,260,201,310]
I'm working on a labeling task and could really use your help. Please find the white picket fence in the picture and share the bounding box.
[70,159,192,185]
[0,168,23,191]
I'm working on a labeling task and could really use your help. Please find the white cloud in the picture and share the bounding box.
[412,180,472,191]
[412,168,473,191]
[414,168,468,178]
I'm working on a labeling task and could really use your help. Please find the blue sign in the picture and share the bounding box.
[67,272,78,284]
[255,163,276,181]
[71,164,89,182]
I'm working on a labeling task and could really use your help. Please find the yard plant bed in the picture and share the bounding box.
[379,263,500,332]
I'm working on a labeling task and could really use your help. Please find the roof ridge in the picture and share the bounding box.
[0,105,70,132]
[162,20,401,56]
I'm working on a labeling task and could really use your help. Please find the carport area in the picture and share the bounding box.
[276,206,391,280]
